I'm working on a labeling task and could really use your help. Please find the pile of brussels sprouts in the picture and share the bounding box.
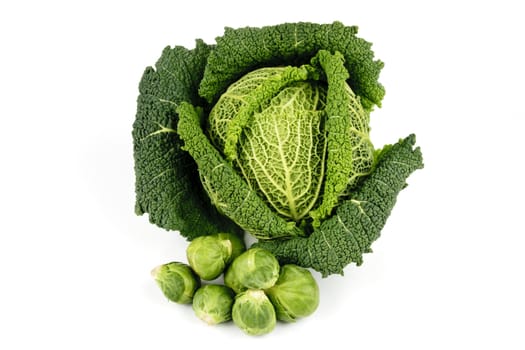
[151,233,320,335]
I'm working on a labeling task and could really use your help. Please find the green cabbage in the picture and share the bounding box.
[132,22,423,276]
[207,49,374,224]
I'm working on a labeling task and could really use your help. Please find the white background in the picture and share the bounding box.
[1,0,524,349]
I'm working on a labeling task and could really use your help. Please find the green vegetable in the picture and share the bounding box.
[232,289,276,336]
[192,284,235,325]
[186,236,227,280]
[209,66,327,222]
[151,262,200,304]
[178,48,374,232]
[133,21,423,276]
[265,264,319,322]
[224,248,280,293]
[186,232,245,280]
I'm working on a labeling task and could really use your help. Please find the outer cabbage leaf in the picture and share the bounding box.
[309,51,374,225]
[176,102,304,240]
[256,135,423,276]
[199,21,384,110]
[132,40,241,239]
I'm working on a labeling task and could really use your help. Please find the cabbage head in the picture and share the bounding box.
[207,50,374,227]
[133,22,423,276]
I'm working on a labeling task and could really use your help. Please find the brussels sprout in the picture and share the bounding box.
[232,289,276,336]
[224,248,279,293]
[265,264,319,322]
[187,233,245,280]
[187,235,227,280]
[151,262,200,304]
[216,232,245,264]
[192,284,235,325]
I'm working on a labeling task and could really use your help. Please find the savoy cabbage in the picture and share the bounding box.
[132,22,423,276]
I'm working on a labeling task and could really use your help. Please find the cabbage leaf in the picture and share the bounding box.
[308,51,374,225]
[132,40,241,239]
[199,21,384,110]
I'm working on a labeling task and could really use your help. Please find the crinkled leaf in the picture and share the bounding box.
[199,21,384,110]
[132,40,240,239]
[309,51,374,225]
